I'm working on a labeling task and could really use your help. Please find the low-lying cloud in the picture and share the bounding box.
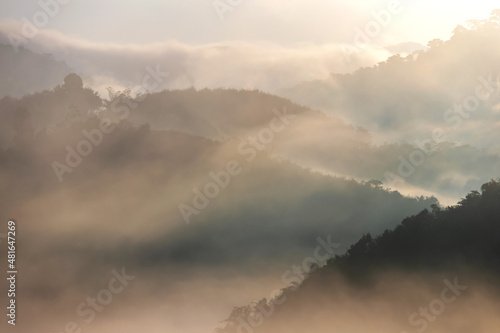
[0,19,392,96]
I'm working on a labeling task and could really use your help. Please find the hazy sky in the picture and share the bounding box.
[0,0,498,46]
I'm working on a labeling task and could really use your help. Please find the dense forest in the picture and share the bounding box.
[219,179,500,332]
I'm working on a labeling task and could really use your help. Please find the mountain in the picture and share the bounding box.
[280,11,500,149]
[0,43,73,98]
[4,76,500,202]
[0,73,101,148]
[2,74,498,333]
[0,107,437,267]
[218,180,500,333]
[0,88,441,333]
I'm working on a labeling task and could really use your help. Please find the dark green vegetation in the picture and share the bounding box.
[323,180,500,287]
[219,180,500,333]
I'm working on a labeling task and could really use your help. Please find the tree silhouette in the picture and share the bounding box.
[63,73,83,91]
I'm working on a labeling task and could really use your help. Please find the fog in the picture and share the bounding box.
[222,269,500,333]
[1,3,500,333]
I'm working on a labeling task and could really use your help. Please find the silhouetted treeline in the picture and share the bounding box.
[326,180,500,281]
[218,180,500,333]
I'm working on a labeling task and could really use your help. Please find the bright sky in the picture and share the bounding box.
[0,0,498,46]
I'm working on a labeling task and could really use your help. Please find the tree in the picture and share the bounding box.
[427,39,444,49]
[63,73,83,91]
[367,179,383,189]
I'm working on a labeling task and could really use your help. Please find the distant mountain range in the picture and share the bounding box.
[0,44,73,98]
